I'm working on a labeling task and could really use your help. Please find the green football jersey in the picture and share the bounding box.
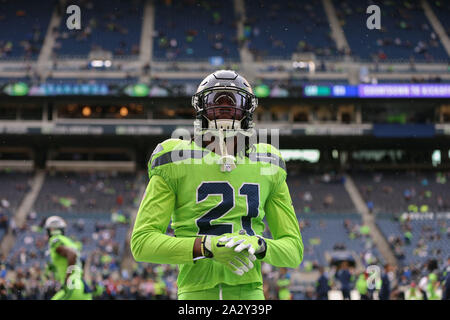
[48,234,83,283]
[131,138,303,294]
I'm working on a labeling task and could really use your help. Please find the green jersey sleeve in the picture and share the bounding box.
[130,174,196,265]
[261,163,303,269]
[146,138,190,193]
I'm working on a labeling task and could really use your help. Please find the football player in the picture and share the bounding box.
[44,216,92,300]
[131,70,303,300]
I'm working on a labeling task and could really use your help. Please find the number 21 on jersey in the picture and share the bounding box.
[195,182,260,236]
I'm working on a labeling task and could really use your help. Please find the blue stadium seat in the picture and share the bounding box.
[54,0,144,57]
[333,0,449,62]
[0,171,31,214]
[0,0,53,59]
[153,0,240,61]
[244,0,340,59]
[377,216,449,267]
[297,215,384,268]
[429,0,450,35]
[33,172,137,215]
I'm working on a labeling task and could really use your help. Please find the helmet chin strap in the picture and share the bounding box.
[193,117,256,172]
[218,128,236,172]
[211,119,238,172]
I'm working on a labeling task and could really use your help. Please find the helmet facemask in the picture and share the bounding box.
[192,71,258,172]
[192,88,257,172]
[192,87,257,138]
[47,228,64,237]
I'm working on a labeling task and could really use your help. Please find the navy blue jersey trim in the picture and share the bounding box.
[248,152,286,171]
[151,150,210,169]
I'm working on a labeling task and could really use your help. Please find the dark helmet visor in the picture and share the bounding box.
[203,90,250,110]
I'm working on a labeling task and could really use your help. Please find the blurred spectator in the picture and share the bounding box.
[426,273,441,300]
[323,194,334,208]
[405,282,422,300]
[443,267,450,300]
[418,272,429,300]
[315,266,330,300]
[367,201,374,214]
[276,268,292,300]
[356,272,369,300]
[379,264,394,300]
[335,261,352,300]
[0,212,8,231]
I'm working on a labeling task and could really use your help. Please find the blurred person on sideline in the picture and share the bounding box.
[418,272,429,300]
[315,266,330,300]
[426,273,441,300]
[356,272,369,300]
[405,282,422,300]
[379,264,394,300]
[336,261,352,300]
[443,269,449,300]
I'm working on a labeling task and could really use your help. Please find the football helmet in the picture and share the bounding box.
[44,215,67,236]
[192,70,258,137]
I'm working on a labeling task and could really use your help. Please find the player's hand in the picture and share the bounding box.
[201,234,256,276]
[221,232,267,256]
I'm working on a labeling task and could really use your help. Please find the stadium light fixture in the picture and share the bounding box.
[89,59,112,68]
[292,61,308,69]
[119,106,129,117]
[432,150,441,166]
[82,106,92,117]
[292,60,315,74]
[90,60,104,68]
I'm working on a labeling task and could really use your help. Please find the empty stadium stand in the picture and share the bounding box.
[53,0,144,57]
[333,0,449,62]
[296,214,384,268]
[244,0,340,59]
[288,172,357,214]
[0,170,32,214]
[33,171,138,215]
[352,171,450,214]
[1,0,449,88]
[0,0,54,59]
[377,214,449,267]
[153,0,240,61]
[429,0,450,34]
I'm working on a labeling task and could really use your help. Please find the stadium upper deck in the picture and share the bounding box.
[0,0,448,63]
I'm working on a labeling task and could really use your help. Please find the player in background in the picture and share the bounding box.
[44,216,92,300]
[131,70,303,300]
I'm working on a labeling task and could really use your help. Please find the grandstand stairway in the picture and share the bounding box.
[344,174,398,267]
[322,0,350,54]
[139,0,154,82]
[37,0,64,78]
[421,0,450,56]
[0,170,46,257]
[234,0,257,83]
